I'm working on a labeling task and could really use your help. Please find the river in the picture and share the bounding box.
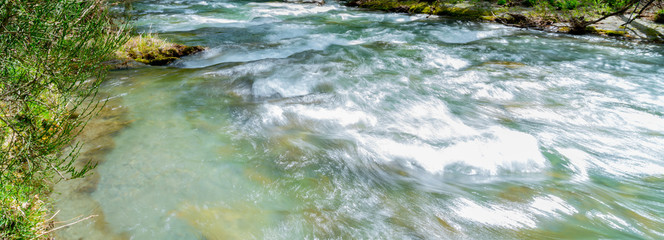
[53,0,664,239]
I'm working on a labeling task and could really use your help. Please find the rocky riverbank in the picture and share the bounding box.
[345,0,664,43]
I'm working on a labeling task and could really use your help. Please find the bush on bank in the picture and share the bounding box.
[0,0,126,238]
[656,8,664,23]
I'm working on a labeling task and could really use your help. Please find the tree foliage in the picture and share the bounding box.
[0,0,126,238]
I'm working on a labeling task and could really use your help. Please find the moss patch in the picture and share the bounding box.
[437,6,489,19]
[600,30,627,37]
[595,28,628,37]
[117,35,205,66]
[348,0,491,20]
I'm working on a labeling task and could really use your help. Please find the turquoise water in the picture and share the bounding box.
[55,0,664,239]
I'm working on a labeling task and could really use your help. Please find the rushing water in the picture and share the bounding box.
[53,0,664,239]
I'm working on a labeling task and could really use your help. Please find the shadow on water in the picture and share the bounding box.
[51,86,134,239]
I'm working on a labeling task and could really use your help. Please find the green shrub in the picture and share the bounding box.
[1,0,127,238]
[548,0,579,9]
[498,0,507,5]
[655,9,664,24]
[605,0,629,9]
[563,0,579,9]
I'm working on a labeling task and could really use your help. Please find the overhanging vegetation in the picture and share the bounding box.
[0,0,126,238]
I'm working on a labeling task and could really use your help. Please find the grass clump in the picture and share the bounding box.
[598,29,628,36]
[118,34,205,66]
[1,184,50,238]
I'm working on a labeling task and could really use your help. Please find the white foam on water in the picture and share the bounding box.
[634,93,664,110]
[558,148,591,181]
[271,98,548,175]
[425,49,470,70]
[473,83,515,101]
[260,103,378,128]
[249,62,342,98]
[141,14,248,32]
[335,13,359,21]
[295,106,378,127]
[182,32,348,68]
[386,101,477,140]
[439,128,545,174]
[264,23,317,42]
[597,156,664,177]
[250,2,338,17]
[530,195,577,216]
[252,77,312,98]
[507,104,658,132]
[429,27,510,44]
[558,140,664,178]
[261,104,286,125]
[615,108,664,133]
[508,108,573,125]
[346,28,417,48]
[189,15,243,24]
[588,211,640,234]
[348,40,366,45]
[209,2,238,8]
[577,130,664,177]
[360,127,546,175]
[386,13,428,23]
[454,195,577,229]
[200,59,276,82]
[255,96,546,176]
[454,198,537,228]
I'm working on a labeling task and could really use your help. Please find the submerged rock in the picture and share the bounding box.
[174,203,275,239]
[104,58,147,70]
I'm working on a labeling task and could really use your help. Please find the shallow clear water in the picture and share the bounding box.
[56,0,664,239]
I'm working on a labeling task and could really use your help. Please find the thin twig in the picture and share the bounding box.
[37,215,98,238]
[584,0,641,26]
[51,163,68,180]
[46,210,61,222]
[626,0,641,22]
[74,0,103,26]
[621,0,656,26]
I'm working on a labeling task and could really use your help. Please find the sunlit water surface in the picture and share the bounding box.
[54,0,664,239]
